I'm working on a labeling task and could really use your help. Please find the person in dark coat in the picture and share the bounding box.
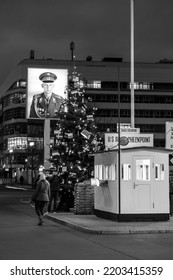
[20,175,24,185]
[48,175,61,213]
[31,173,50,225]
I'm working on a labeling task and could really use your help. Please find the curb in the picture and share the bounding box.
[45,214,173,235]
[46,214,99,234]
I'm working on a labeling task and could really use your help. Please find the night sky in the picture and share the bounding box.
[0,0,173,84]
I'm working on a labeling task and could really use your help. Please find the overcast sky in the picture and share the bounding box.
[0,0,173,84]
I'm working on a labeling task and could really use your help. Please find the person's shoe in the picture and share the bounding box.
[38,216,43,225]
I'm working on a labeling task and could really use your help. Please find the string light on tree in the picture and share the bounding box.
[50,65,104,189]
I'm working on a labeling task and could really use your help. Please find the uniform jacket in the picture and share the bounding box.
[32,179,50,202]
[29,92,64,118]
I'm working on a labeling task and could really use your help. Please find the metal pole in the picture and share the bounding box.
[118,67,121,221]
[130,0,135,128]
[9,149,13,186]
[31,148,34,189]
[70,41,75,61]
[11,157,13,186]
[29,142,35,188]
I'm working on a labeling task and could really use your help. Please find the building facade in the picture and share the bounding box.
[1,55,173,181]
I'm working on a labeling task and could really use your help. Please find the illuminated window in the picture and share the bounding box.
[95,164,103,180]
[95,164,116,180]
[155,164,165,180]
[129,82,150,90]
[95,165,99,179]
[122,164,131,180]
[8,137,27,150]
[136,159,150,181]
[104,165,116,180]
[87,81,101,89]
[8,80,26,90]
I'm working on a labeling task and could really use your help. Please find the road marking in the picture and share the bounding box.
[5,186,28,191]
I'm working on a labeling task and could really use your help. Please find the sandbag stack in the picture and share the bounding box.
[74,180,94,214]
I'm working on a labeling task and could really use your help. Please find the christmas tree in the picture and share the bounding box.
[50,66,104,189]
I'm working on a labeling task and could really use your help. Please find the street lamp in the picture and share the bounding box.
[9,148,13,185]
[29,142,34,189]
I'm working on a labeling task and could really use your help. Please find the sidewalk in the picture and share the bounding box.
[5,184,173,235]
[45,212,173,235]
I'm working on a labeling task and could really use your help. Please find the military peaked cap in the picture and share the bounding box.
[39,72,57,82]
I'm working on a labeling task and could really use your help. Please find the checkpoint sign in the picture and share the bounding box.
[105,133,153,150]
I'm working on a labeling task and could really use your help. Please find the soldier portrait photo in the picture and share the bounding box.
[26,68,68,119]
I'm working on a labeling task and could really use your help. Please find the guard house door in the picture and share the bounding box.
[132,156,153,213]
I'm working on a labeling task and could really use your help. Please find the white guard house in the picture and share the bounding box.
[93,147,171,222]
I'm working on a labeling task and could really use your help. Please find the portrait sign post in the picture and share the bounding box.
[26,68,68,170]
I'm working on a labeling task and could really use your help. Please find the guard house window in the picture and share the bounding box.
[95,164,116,180]
[104,164,116,180]
[155,164,165,180]
[136,159,150,181]
[122,164,131,180]
[95,164,103,180]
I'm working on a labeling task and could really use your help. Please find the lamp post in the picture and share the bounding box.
[29,142,34,188]
[130,0,135,128]
[25,158,28,183]
[9,148,13,185]
[70,41,75,61]
[117,67,121,222]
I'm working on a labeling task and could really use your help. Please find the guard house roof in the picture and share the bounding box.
[90,146,173,156]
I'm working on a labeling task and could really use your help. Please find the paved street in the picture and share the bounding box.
[1,186,173,260]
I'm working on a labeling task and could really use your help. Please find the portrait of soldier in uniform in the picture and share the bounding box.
[29,72,64,118]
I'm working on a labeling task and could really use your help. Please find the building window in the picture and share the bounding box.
[3,108,25,122]
[8,137,27,150]
[8,80,26,90]
[129,82,151,90]
[3,93,26,107]
[87,80,101,89]
[3,123,27,136]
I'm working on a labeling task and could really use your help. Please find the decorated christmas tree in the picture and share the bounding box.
[50,66,104,190]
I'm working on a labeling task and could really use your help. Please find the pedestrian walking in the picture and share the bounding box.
[31,173,50,225]
[48,175,61,213]
[20,175,24,185]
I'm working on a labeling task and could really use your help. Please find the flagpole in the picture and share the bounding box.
[130,0,135,128]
